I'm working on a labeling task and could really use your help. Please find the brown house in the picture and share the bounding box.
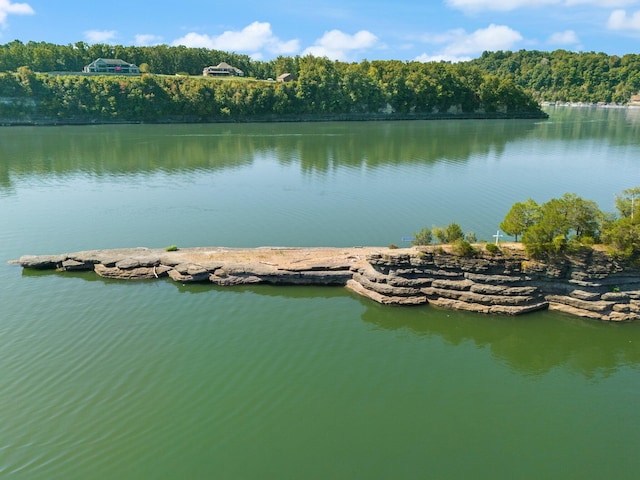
[277,73,296,82]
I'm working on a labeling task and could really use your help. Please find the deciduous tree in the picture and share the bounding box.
[500,198,540,241]
[412,227,433,246]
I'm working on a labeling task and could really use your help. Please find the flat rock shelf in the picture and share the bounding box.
[10,245,640,322]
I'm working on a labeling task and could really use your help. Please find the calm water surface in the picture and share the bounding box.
[1,107,639,479]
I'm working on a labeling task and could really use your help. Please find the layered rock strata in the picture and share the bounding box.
[11,245,640,322]
[351,249,640,321]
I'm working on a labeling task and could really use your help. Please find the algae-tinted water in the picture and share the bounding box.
[1,108,639,479]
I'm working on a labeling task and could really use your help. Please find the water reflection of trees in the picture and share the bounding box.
[360,298,640,380]
[541,106,640,143]
[0,120,537,189]
[171,275,640,379]
[3,109,640,191]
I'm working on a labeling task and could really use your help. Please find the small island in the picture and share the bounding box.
[11,243,640,322]
[10,189,640,322]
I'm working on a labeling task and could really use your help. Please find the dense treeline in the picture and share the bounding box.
[2,41,639,105]
[0,55,542,122]
[0,40,257,77]
[470,49,640,104]
[2,41,640,105]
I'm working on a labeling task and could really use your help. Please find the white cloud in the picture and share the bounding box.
[448,24,521,55]
[0,0,34,27]
[447,0,635,12]
[416,24,522,63]
[173,32,214,48]
[607,9,640,30]
[172,21,300,56]
[547,29,581,45]
[415,53,472,62]
[134,34,163,46]
[447,0,555,11]
[565,0,636,6]
[85,30,118,43]
[302,30,379,61]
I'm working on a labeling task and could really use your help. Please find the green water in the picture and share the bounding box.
[1,107,640,479]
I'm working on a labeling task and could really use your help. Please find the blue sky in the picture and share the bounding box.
[1,0,640,61]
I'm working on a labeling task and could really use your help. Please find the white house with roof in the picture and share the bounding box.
[83,58,141,75]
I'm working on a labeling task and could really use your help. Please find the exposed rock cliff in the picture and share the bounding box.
[11,245,640,322]
[349,248,640,321]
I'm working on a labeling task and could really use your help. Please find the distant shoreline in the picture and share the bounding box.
[0,110,549,127]
[541,101,640,109]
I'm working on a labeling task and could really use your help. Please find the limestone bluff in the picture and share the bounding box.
[11,244,640,322]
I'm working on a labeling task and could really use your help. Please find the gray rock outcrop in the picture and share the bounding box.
[10,245,640,322]
[347,248,640,321]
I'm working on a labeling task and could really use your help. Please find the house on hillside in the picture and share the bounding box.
[202,62,244,77]
[277,73,296,82]
[83,58,140,74]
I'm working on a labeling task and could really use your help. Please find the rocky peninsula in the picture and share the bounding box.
[11,244,640,322]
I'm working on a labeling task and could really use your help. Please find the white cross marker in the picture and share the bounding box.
[493,230,503,245]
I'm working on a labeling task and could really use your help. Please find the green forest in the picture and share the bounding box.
[470,49,640,104]
[1,41,639,122]
[0,41,544,122]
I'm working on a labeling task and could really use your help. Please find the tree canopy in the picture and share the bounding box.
[0,54,544,122]
[470,49,640,104]
[499,198,540,241]
[2,41,638,105]
[500,190,640,261]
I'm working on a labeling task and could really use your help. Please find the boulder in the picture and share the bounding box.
[209,273,263,285]
[168,264,211,283]
[17,254,67,269]
[94,264,169,280]
[61,259,92,271]
[345,279,427,305]
[570,290,602,301]
[546,295,614,313]
[352,272,422,297]
[601,291,630,302]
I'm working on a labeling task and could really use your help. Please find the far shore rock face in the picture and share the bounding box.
[11,245,640,322]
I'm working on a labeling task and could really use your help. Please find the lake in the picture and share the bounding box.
[1,107,639,479]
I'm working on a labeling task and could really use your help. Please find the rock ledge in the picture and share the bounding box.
[11,245,640,322]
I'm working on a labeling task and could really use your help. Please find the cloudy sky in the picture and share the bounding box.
[1,0,640,61]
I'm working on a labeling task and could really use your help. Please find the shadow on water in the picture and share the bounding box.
[23,268,640,380]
